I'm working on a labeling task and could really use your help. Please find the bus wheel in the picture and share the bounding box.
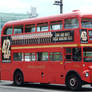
[66,75,82,91]
[14,71,24,86]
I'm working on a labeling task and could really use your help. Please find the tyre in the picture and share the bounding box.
[14,71,24,86]
[65,75,82,91]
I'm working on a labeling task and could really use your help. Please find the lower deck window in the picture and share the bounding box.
[13,53,23,61]
[37,52,48,61]
[13,52,62,62]
[50,52,62,61]
[24,53,35,62]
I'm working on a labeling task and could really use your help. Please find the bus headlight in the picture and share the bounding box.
[85,72,89,77]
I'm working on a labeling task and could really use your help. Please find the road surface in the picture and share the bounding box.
[0,81,92,92]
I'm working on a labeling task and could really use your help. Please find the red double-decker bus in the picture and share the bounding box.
[1,10,92,90]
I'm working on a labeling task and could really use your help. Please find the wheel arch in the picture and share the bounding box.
[65,70,82,90]
[13,68,24,86]
[13,69,24,80]
[65,70,81,81]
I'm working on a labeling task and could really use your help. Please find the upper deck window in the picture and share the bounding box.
[37,23,48,32]
[89,30,92,40]
[81,18,92,28]
[14,25,23,34]
[3,27,12,35]
[50,21,62,30]
[64,18,79,29]
[25,24,35,33]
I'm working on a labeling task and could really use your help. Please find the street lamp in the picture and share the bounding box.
[53,0,63,14]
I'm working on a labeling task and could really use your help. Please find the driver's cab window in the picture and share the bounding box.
[65,48,72,61]
[3,27,13,35]
[83,47,92,62]
[65,48,81,61]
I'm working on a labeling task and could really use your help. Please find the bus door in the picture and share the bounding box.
[64,47,82,72]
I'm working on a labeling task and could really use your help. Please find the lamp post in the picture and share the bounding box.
[53,0,63,14]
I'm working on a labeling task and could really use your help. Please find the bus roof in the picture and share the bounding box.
[4,10,92,26]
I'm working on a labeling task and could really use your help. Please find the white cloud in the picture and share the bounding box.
[83,0,92,3]
[63,0,92,13]
[0,0,30,13]
[0,0,92,17]
[0,0,59,16]
[79,5,92,13]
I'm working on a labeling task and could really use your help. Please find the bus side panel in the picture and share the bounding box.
[47,62,65,84]
[1,64,11,80]
[1,36,12,81]
[22,62,65,84]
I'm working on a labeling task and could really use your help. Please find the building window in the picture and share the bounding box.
[3,27,12,35]
[37,23,48,32]
[49,52,62,61]
[24,53,35,62]
[25,24,35,33]
[14,25,23,34]
[13,53,23,61]
[50,21,62,30]
[37,52,48,61]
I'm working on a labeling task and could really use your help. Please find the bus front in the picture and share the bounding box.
[81,16,92,85]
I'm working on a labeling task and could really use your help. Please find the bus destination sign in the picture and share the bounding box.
[52,31,74,42]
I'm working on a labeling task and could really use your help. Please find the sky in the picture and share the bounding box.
[0,0,92,17]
